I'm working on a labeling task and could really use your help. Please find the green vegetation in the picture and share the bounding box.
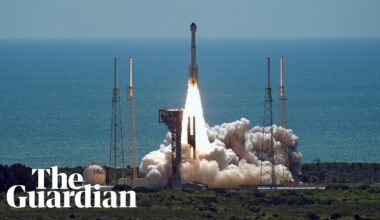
[1,163,380,219]
[2,163,379,193]
[301,162,380,185]
[0,164,38,192]
[1,186,380,219]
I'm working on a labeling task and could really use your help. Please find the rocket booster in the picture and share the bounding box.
[188,23,198,87]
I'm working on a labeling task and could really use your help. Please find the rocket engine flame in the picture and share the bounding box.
[181,84,211,155]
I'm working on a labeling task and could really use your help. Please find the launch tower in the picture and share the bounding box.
[159,108,184,188]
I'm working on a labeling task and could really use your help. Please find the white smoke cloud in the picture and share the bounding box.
[139,118,302,188]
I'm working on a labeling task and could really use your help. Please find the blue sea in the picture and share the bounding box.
[0,38,379,167]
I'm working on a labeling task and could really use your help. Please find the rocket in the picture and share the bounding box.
[188,22,198,87]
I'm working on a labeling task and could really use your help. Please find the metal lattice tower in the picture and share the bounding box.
[278,56,289,184]
[109,58,124,180]
[159,108,183,188]
[260,57,275,186]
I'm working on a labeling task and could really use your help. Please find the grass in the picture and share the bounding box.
[1,186,379,219]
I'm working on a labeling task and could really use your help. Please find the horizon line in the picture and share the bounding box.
[1,36,380,41]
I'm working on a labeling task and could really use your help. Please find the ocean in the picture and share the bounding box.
[0,38,379,167]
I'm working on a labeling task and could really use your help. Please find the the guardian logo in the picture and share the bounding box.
[6,166,137,208]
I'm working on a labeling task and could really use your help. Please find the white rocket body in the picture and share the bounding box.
[188,23,198,87]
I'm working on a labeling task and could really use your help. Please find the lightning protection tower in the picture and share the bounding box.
[126,57,138,179]
[278,56,287,128]
[278,56,289,184]
[109,57,124,182]
[260,57,275,186]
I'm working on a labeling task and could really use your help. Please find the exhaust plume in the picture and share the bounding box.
[181,85,211,155]
[140,118,302,188]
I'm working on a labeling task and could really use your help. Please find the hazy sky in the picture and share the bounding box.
[1,0,379,39]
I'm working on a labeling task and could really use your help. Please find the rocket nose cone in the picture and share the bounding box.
[190,22,197,32]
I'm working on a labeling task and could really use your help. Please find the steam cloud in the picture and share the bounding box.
[140,118,302,188]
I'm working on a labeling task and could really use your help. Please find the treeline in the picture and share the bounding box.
[0,164,38,192]
[1,162,380,192]
[301,162,380,185]
[0,164,133,192]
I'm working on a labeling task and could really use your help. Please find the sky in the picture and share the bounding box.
[0,0,380,39]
